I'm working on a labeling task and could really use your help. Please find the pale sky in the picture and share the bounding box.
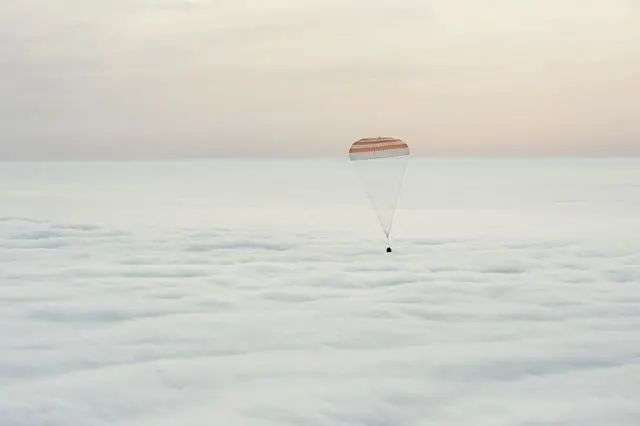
[1,0,639,159]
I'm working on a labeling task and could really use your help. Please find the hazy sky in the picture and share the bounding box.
[1,0,639,159]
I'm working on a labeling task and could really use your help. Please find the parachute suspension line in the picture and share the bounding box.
[359,179,389,239]
[353,161,402,250]
[383,155,408,250]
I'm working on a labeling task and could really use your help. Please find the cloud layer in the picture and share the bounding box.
[1,215,640,425]
[1,158,639,424]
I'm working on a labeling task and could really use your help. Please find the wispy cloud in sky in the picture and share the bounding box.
[1,0,639,159]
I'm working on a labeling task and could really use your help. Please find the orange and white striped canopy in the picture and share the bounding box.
[348,137,410,161]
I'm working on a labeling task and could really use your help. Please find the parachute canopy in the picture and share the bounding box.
[349,137,410,161]
[348,137,410,251]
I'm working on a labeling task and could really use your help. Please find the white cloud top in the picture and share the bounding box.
[1,158,639,424]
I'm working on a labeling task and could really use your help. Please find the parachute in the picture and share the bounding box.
[348,137,410,253]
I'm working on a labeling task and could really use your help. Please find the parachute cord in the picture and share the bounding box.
[349,155,408,252]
